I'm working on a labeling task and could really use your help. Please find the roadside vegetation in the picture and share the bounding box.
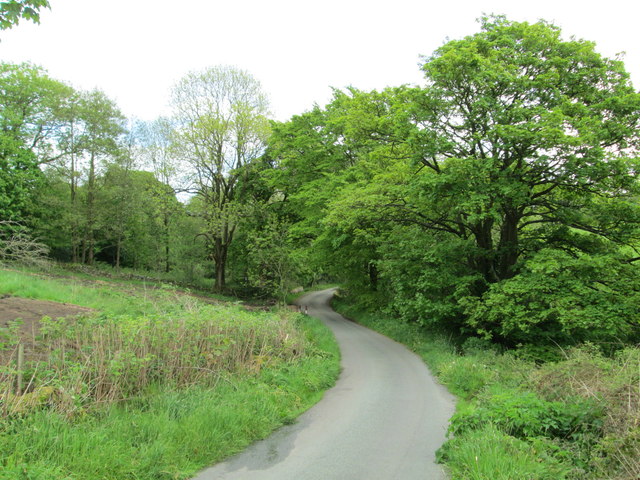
[2,8,640,480]
[334,296,640,480]
[0,267,340,479]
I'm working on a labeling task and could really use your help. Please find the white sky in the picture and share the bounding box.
[2,0,639,122]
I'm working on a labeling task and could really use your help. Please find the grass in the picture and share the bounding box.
[438,424,569,480]
[1,318,339,480]
[0,265,234,316]
[333,292,640,480]
[0,267,164,316]
[0,267,341,479]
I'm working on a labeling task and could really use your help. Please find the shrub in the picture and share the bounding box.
[463,249,640,346]
[437,424,570,480]
[449,388,603,441]
[532,346,640,478]
[1,302,308,416]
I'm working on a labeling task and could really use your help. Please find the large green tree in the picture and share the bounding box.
[170,65,270,292]
[396,16,640,284]
[0,62,73,223]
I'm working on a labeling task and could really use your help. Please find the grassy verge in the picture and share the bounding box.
[333,293,640,480]
[0,268,340,479]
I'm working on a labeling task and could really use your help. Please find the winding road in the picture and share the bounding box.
[193,288,455,479]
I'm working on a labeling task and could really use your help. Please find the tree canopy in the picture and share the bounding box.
[3,16,640,347]
[170,65,271,291]
[0,0,49,30]
[267,16,640,345]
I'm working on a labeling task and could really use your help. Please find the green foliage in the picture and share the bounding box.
[243,216,301,302]
[0,62,72,223]
[399,16,640,343]
[462,249,640,345]
[0,269,340,479]
[0,0,49,30]
[0,137,42,223]
[449,389,603,441]
[269,16,640,347]
[377,226,480,329]
[437,424,570,480]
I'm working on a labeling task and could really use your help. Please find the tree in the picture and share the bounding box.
[0,62,73,224]
[134,118,182,273]
[73,90,126,264]
[267,87,417,296]
[398,16,640,287]
[244,216,300,303]
[0,0,49,30]
[170,65,270,292]
[98,167,181,270]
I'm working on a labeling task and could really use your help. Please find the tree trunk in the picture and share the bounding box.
[213,238,228,293]
[496,211,520,280]
[164,213,170,273]
[80,239,86,264]
[85,152,96,265]
[70,119,79,264]
[472,218,497,284]
[116,235,121,269]
[368,261,378,291]
[215,252,226,292]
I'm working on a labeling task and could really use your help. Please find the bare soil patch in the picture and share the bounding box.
[0,295,92,361]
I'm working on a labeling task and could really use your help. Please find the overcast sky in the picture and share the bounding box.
[2,0,639,122]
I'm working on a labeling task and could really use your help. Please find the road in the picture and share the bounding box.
[193,288,455,480]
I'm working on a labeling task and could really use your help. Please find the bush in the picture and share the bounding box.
[438,424,570,480]
[449,389,603,441]
[532,346,640,478]
[462,249,640,346]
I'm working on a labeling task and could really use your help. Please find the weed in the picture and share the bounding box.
[437,424,571,480]
[0,269,341,479]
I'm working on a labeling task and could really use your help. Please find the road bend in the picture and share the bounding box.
[193,288,455,480]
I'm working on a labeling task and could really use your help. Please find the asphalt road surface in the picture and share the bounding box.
[193,288,455,480]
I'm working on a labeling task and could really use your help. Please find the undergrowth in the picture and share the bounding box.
[0,268,341,479]
[333,292,640,480]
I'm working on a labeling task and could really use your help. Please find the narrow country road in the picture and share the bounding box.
[193,288,455,480]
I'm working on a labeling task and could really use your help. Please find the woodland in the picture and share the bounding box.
[3,16,639,350]
[2,7,640,479]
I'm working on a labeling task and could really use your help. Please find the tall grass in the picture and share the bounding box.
[1,313,340,479]
[2,306,306,415]
[0,268,341,479]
